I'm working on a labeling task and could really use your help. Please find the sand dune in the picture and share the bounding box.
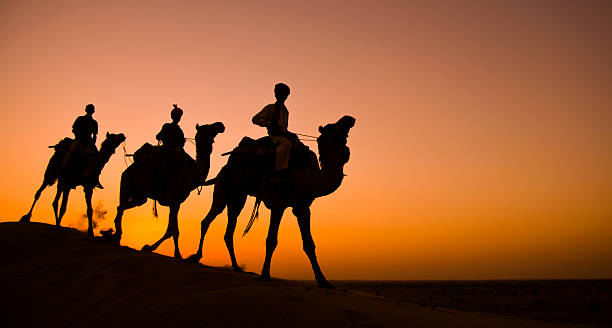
[0,222,599,327]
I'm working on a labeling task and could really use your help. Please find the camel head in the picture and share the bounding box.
[99,132,126,155]
[195,122,225,145]
[317,115,356,168]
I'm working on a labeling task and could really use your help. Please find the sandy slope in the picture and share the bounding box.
[0,222,598,328]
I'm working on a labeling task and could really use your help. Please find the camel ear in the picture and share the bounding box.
[196,124,199,129]
[318,126,324,133]
[106,132,110,137]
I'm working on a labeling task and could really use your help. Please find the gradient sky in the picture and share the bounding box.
[1,0,611,280]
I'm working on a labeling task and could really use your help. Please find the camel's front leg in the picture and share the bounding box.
[57,186,71,227]
[260,207,286,281]
[225,195,247,272]
[143,204,181,259]
[293,206,333,289]
[84,187,94,238]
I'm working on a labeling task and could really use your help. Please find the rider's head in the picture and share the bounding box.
[85,104,95,115]
[274,83,290,102]
[171,104,183,123]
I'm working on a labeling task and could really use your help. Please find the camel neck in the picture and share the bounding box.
[312,161,344,198]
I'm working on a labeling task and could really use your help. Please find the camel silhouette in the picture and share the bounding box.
[187,116,355,289]
[20,133,126,237]
[106,122,225,259]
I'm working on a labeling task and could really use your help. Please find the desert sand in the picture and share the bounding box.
[0,222,602,327]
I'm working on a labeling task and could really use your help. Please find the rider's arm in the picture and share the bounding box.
[156,124,167,142]
[92,120,98,144]
[72,117,80,136]
[252,104,274,127]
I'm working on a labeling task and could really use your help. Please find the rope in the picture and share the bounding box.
[296,132,317,139]
[185,137,196,146]
[122,142,133,167]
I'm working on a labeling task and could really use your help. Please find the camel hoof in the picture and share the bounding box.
[174,252,182,260]
[233,267,244,273]
[19,214,31,223]
[185,254,202,263]
[141,245,153,252]
[260,273,271,281]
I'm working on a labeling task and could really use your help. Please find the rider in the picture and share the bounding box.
[252,83,295,181]
[64,104,102,189]
[155,104,187,185]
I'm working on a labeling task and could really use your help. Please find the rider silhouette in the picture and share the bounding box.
[252,83,295,181]
[156,104,185,151]
[154,104,187,190]
[64,104,102,189]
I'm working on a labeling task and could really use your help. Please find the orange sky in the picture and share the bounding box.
[1,0,611,280]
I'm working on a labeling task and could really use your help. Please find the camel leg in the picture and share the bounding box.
[20,182,49,223]
[142,204,180,257]
[52,184,63,226]
[84,187,94,238]
[57,186,71,227]
[186,195,226,263]
[170,204,182,259]
[293,206,334,289]
[111,196,146,244]
[260,207,286,281]
[225,194,247,272]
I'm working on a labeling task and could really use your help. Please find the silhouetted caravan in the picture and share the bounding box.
[20,103,125,237]
[104,105,225,259]
[20,133,126,236]
[187,115,356,289]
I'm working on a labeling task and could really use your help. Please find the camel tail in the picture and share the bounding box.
[243,198,261,237]
[152,200,158,218]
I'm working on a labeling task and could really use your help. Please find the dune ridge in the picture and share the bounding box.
[0,222,598,327]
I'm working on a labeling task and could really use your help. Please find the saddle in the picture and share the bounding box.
[133,143,194,165]
[228,136,319,171]
[132,143,196,192]
[51,137,99,188]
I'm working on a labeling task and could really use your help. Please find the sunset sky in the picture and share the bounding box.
[1,0,611,280]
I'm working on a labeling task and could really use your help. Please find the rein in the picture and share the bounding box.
[122,141,133,167]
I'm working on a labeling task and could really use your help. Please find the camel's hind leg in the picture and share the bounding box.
[143,204,181,259]
[260,207,286,281]
[111,169,146,244]
[51,184,67,227]
[84,187,94,238]
[20,181,50,223]
[56,186,71,227]
[186,191,227,263]
[293,206,333,289]
[225,194,247,271]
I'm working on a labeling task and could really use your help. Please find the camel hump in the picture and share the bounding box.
[51,137,74,153]
[133,143,159,163]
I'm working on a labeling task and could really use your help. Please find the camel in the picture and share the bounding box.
[187,116,355,289]
[106,122,225,259]
[20,132,127,237]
